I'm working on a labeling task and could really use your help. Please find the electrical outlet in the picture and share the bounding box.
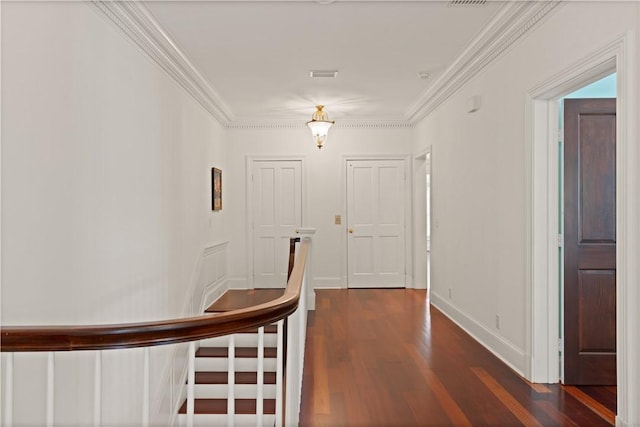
[496,314,501,330]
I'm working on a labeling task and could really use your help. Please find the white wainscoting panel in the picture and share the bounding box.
[169,241,229,427]
[201,241,229,312]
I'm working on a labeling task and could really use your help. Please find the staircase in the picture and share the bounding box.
[1,238,310,427]
[178,290,284,426]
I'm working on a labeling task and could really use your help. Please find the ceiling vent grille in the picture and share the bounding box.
[310,70,338,78]
[448,0,487,6]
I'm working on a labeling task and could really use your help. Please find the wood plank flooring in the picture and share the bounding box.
[299,289,616,427]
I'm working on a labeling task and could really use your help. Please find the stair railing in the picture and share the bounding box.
[1,237,311,427]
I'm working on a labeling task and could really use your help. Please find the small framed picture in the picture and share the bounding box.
[212,168,222,211]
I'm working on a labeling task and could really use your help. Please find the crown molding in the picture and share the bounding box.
[335,120,413,129]
[227,121,306,130]
[91,0,560,129]
[406,0,562,124]
[91,0,234,125]
[228,119,412,130]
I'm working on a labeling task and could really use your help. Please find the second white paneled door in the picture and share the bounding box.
[347,159,406,288]
[252,160,302,288]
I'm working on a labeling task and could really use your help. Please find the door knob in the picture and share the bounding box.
[295,229,300,234]
[348,228,354,234]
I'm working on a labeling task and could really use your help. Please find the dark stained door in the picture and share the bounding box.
[564,98,616,385]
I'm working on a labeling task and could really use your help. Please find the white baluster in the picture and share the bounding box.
[256,327,264,427]
[285,315,295,426]
[46,352,54,427]
[275,320,283,427]
[142,348,150,427]
[187,342,195,427]
[94,351,102,427]
[4,353,13,427]
[227,335,235,427]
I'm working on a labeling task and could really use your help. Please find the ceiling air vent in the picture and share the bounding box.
[448,0,487,6]
[310,70,338,78]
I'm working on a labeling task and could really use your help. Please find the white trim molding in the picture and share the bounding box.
[204,240,229,255]
[90,0,561,129]
[407,0,562,123]
[296,227,317,236]
[431,291,527,376]
[526,31,640,427]
[170,241,230,427]
[227,277,251,290]
[90,0,234,125]
[228,119,412,130]
[201,240,230,312]
[89,0,413,129]
[313,277,344,289]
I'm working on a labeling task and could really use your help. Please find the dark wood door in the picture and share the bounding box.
[564,98,616,385]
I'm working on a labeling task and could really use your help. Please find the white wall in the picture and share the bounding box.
[412,1,639,425]
[1,2,227,425]
[226,126,413,292]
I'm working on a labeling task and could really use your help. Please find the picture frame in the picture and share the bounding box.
[212,167,222,211]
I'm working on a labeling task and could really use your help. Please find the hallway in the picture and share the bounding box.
[299,289,614,426]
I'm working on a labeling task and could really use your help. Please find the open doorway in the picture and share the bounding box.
[413,147,431,291]
[528,34,638,427]
[426,151,432,290]
[558,74,617,413]
[526,44,635,423]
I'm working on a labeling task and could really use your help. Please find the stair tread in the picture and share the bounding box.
[195,371,277,384]
[196,347,277,358]
[178,398,276,415]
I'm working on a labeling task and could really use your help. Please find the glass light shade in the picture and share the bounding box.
[306,105,334,149]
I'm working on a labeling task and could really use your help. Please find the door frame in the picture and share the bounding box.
[526,32,639,424]
[245,155,307,289]
[413,146,432,291]
[341,154,413,289]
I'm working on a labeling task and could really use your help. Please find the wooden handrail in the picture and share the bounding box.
[1,238,310,353]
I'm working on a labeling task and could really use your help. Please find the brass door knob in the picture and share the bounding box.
[348,228,354,234]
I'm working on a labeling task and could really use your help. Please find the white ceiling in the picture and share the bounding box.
[144,1,504,123]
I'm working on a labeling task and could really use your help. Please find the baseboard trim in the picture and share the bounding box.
[200,280,229,313]
[227,277,250,289]
[313,276,345,289]
[406,274,414,289]
[430,291,527,376]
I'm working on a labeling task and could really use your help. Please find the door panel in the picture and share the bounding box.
[347,160,405,288]
[379,236,400,273]
[354,236,374,275]
[564,98,616,385]
[253,160,302,288]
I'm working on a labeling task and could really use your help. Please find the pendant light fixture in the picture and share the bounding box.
[306,105,335,149]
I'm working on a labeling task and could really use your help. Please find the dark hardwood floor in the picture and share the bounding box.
[205,288,284,312]
[299,289,616,427]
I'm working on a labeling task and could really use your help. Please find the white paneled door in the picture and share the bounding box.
[347,160,406,288]
[252,160,302,288]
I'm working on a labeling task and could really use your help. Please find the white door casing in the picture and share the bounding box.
[346,159,406,288]
[252,160,302,288]
[526,33,640,427]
